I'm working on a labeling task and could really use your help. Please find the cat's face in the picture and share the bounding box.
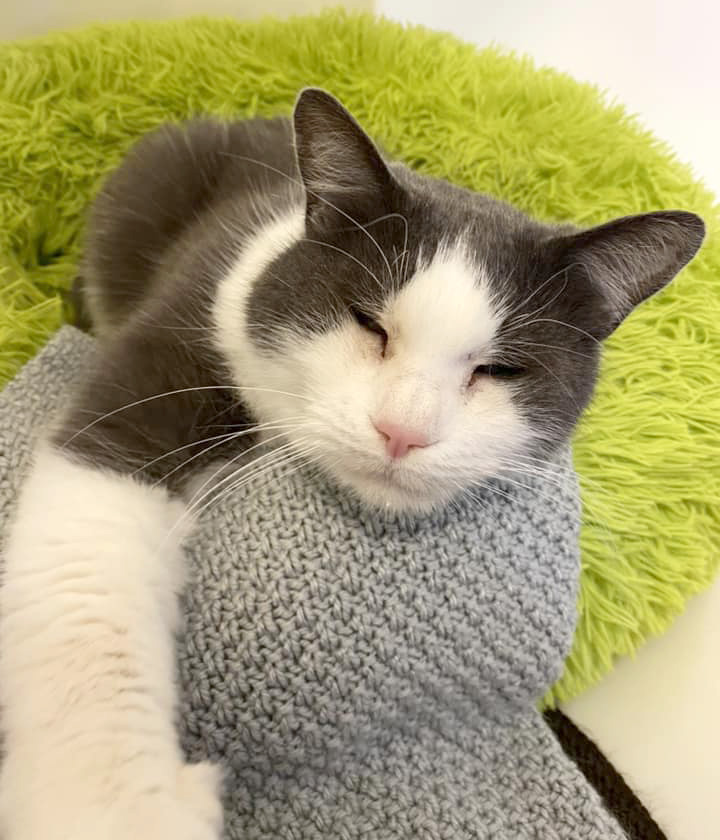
[216,89,704,513]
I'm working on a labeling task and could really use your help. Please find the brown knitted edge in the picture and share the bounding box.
[544,709,667,840]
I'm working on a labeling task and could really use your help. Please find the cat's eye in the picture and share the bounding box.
[471,363,525,382]
[351,307,388,349]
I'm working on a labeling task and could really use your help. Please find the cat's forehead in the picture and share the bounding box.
[243,180,556,351]
[386,242,502,358]
[398,174,550,286]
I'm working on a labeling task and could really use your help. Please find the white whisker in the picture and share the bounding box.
[302,237,383,290]
[62,385,312,447]
[141,417,309,486]
[191,443,321,524]
[217,151,399,283]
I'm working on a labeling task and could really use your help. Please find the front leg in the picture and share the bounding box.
[0,446,223,840]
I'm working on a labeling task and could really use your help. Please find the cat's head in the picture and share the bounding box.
[217,89,705,513]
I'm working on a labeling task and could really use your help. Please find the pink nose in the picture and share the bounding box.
[373,419,430,460]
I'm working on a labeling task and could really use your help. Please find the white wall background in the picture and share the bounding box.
[378,0,720,195]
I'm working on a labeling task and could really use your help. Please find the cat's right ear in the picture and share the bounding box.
[293,88,397,233]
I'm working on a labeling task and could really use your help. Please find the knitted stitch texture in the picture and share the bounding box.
[0,328,627,839]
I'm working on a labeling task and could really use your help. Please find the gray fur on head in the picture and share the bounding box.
[58,89,704,514]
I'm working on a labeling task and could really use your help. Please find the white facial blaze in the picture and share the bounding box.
[216,228,534,513]
[391,246,502,361]
[373,246,504,441]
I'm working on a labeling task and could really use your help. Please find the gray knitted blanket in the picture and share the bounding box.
[0,327,626,839]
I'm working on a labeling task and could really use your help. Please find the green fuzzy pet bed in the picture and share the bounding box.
[0,11,718,703]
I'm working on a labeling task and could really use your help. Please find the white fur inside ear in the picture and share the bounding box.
[293,89,391,212]
[303,137,372,196]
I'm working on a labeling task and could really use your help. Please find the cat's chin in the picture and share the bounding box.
[329,463,455,515]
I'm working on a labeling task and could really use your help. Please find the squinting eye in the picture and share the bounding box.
[350,307,388,349]
[472,363,525,382]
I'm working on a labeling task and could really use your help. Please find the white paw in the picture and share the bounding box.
[0,760,224,840]
[116,762,224,840]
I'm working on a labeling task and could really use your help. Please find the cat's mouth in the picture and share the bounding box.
[337,458,445,512]
[348,459,414,487]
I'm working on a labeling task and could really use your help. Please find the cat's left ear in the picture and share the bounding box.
[293,88,397,233]
[552,210,705,339]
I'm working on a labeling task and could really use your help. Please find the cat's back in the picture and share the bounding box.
[79,115,299,333]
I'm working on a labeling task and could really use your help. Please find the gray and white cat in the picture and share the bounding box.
[0,89,704,839]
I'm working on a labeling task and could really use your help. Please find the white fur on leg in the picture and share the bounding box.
[0,445,222,840]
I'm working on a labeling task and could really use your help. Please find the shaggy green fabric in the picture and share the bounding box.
[0,11,718,703]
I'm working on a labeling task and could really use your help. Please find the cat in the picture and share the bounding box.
[0,88,704,839]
